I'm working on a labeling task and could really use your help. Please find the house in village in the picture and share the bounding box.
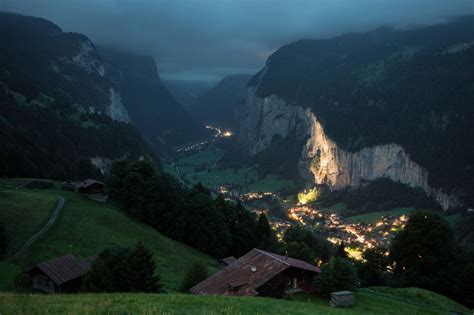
[27,254,95,293]
[190,248,320,298]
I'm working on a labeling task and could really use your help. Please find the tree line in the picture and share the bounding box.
[321,210,474,307]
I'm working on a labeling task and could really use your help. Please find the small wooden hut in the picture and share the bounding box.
[330,291,355,307]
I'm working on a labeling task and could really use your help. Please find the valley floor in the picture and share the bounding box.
[0,287,471,315]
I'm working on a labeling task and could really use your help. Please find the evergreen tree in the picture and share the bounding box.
[280,241,314,264]
[389,210,453,290]
[335,242,348,259]
[316,257,359,296]
[255,213,277,251]
[83,246,132,292]
[180,261,208,292]
[127,242,161,292]
[0,223,8,259]
[82,254,110,292]
[357,247,388,286]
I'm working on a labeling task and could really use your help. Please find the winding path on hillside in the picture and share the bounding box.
[7,195,65,261]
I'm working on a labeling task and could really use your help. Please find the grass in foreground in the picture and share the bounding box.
[0,287,470,315]
[0,181,217,291]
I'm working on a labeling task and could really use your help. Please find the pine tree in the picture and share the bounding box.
[0,224,8,259]
[127,241,161,292]
[255,213,277,251]
[316,257,358,296]
[180,261,208,292]
[335,242,348,259]
[82,255,110,292]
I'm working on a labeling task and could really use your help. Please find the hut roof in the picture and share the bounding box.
[28,254,94,285]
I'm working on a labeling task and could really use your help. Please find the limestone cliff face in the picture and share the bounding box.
[238,87,311,155]
[239,88,459,210]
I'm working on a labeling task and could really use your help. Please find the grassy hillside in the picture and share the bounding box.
[0,287,470,314]
[0,179,217,291]
[346,207,415,224]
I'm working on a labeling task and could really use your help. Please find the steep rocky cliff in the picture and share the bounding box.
[240,17,474,209]
[239,87,461,210]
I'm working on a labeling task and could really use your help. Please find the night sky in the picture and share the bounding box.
[2,0,474,82]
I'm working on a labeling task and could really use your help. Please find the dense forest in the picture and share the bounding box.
[108,160,331,262]
[320,178,440,216]
[249,16,474,205]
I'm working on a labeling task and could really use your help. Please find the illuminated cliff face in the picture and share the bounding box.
[239,88,460,210]
[302,113,429,190]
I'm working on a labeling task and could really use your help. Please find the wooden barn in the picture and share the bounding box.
[27,254,95,293]
[77,179,106,194]
[190,248,320,298]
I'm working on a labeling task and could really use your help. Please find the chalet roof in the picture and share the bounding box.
[28,254,93,285]
[257,249,320,273]
[79,179,105,189]
[190,248,320,296]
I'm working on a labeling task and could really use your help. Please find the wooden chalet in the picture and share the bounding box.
[77,179,106,194]
[27,254,95,293]
[190,248,320,298]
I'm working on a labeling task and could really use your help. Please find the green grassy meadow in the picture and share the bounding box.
[0,287,470,315]
[0,181,217,291]
[164,145,297,193]
[346,207,415,224]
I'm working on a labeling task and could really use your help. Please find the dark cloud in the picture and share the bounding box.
[2,0,474,82]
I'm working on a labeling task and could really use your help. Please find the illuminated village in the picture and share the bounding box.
[214,184,408,261]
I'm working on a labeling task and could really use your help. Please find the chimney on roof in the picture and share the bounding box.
[285,251,288,260]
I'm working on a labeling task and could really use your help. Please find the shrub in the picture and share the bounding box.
[315,257,358,296]
[23,180,54,190]
[180,261,208,292]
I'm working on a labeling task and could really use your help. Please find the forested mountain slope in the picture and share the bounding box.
[240,16,474,209]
